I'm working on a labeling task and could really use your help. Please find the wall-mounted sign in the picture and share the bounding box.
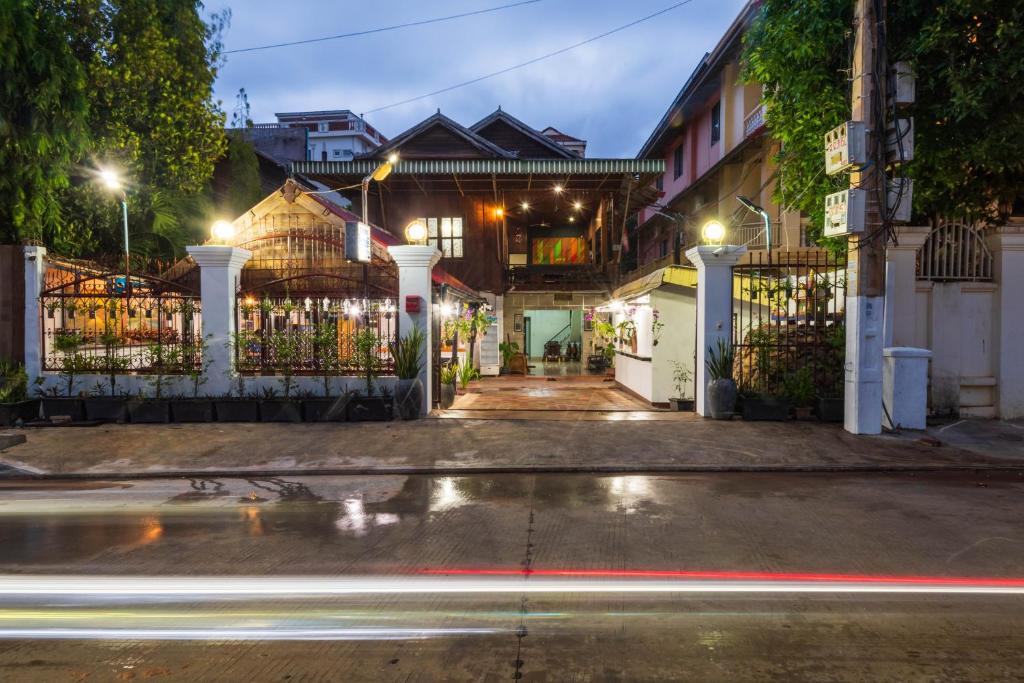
[345,221,372,263]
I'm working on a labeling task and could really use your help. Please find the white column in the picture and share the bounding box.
[686,245,747,416]
[186,246,252,397]
[884,226,930,347]
[844,291,884,435]
[23,246,47,388]
[987,225,1024,419]
[388,245,442,416]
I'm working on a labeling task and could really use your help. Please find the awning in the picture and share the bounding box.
[609,265,698,302]
[292,158,665,176]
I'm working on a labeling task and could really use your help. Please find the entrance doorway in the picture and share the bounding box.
[523,308,584,376]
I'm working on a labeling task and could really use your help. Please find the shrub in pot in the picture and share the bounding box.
[303,393,350,422]
[783,367,815,420]
[258,386,302,423]
[668,361,694,411]
[456,360,478,394]
[347,328,393,421]
[390,327,425,420]
[170,335,214,422]
[438,363,457,409]
[498,339,519,375]
[705,338,736,420]
[0,361,39,426]
[84,381,127,422]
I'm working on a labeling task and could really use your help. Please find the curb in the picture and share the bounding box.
[1,462,1022,481]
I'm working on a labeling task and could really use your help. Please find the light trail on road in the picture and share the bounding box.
[3,573,1024,597]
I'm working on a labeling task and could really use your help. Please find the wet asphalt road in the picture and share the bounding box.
[1,471,1024,681]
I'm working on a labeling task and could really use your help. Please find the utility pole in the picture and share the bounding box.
[844,0,887,434]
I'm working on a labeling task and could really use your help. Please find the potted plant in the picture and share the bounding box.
[705,338,736,420]
[259,330,303,422]
[499,340,520,375]
[84,329,129,422]
[0,361,38,426]
[302,321,348,422]
[783,367,816,420]
[216,331,261,422]
[456,360,478,394]
[128,342,177,423]
[668,361,694,411]
[390,326,425,420]
[347,327,392,421]
[45,330,88,420]
[817,324,845,422]
[438,362,457,409]
[170,336,215,422]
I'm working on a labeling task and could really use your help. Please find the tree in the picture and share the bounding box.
[0,1,92,247]
[220,131,263,218]
[743,0,1024,246]
[2,1,230,257]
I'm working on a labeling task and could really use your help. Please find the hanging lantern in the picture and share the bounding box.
[304,296,312,312]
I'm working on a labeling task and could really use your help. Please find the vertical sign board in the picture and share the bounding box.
[345,221,372,263]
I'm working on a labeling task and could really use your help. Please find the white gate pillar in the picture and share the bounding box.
[23,246,47,388]
[388,245,442,416]
[884,226,930,347]
[186,245,252,397]
[988,225,1024,419]
[686,245,747,416]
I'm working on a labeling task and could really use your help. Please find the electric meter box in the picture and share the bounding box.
[825,121,867,175]
[886,118,914,164]
[887,178,913,223]
[824,189,866,237]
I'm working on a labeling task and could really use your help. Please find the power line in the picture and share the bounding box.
[224,0,543,55]
[363,0,699,114]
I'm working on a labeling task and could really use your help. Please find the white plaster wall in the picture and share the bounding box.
[614,353,653,402]
[650,288,697,403]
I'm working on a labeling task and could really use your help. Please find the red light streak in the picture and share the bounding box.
[416,568,1024,588]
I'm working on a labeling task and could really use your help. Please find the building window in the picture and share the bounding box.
[673,145,683,179]
[711,101,721,145]
[332,149,342,158]
[655,175,664,191]
[318,122,328,132]
[660,238,669,258]
[420,216,464,258]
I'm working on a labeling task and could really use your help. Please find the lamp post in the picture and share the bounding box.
[99,168,130,291]
[737,195,771,255]
[360,153,397,318]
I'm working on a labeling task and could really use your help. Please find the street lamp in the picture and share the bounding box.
[737,195,771,253]
[702,220,726,246]
[98,167,130,288]
[360,154,396,317]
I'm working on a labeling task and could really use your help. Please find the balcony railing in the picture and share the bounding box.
[505,265,609,292]
[744,103,766,138]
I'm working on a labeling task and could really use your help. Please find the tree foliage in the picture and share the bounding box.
[0,1,91,246]
[743,0,1024,245]
[2,0,230,257]
[221,131,264,218]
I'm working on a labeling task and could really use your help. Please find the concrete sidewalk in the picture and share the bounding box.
[1,417,1021,479]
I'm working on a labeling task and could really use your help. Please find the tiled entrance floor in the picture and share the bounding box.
[448,375,656,412]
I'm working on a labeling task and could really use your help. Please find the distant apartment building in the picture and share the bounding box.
[275,110,388,161]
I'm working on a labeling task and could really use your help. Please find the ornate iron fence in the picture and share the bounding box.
[234,294,397,375]
[732,251,847,399]
[40,264,202,376]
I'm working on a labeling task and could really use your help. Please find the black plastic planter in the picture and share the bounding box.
[127,399,170,423]
[170,399,214,423]
[213,399,260,422]
[259,399,302,423]
[42,397,84,422]
[347,396,393,422]
[302,397,349,422]
[742,397,791,421]
[668,398,695,412]
[438,383,456,409]
[817,397,844,423]
[0,399,40,426]
[84,397,127,422]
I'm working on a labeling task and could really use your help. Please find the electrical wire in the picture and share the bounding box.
[224,0,542,55]
[363,0,699,114]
